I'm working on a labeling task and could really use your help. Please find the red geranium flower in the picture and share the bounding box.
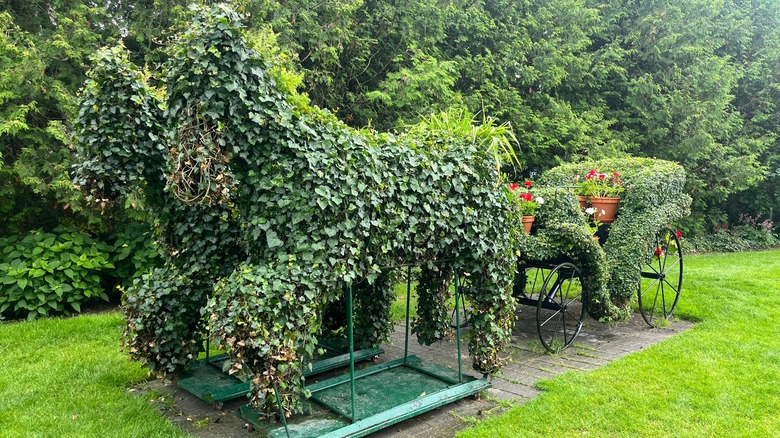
[598,173,606,180]
[520,193,533,202]
[509,182,519,191]
[675,229,683,239]
[524,180,533,188]
[654,247,663,256]
[613,172,620,178]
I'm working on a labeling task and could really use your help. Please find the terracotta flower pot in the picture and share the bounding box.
[521,215,535,234]
[590,197,620,223]
[577,195,589,211]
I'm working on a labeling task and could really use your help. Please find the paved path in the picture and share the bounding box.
[371,312,691,437]
[149,311,691,437]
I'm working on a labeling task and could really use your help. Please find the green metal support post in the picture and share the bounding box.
[404,265,411,364]
[454,270,462,383]
[347,284,356,423]
[273,383,291,438]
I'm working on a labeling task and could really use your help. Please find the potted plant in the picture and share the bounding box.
[510,180,544,233]
[580,169,624,223]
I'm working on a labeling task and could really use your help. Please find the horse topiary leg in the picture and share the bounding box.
[206,263,321,419]
[353,271,396,349]
[465,268,515,375]
[122,266,209,380]
[413,265,453,346]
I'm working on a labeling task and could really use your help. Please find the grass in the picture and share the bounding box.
[0,312,188,437]
[2,251,778,436]
[389,281,418,323]
[458,250,780,437]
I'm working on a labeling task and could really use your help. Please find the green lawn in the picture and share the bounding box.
[0,313,187,437]
[460,250,780,437]
[1,251,778,437]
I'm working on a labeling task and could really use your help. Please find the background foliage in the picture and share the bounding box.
[2,0,779,241]
[2,1,778,307]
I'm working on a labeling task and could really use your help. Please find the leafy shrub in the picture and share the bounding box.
[686,215,779,253]
[0,228,113,319]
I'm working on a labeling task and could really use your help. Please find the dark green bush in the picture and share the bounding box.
[686,216,779,253]
[0,228,113,319]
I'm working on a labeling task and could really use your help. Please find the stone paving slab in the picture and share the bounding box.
[146,310,691,437]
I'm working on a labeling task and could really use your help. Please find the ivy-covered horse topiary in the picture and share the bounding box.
[74,5,518,417]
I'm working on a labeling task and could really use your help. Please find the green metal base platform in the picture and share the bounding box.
[179,340,383,404]
[239,355,490,438]
[236,266,486,437]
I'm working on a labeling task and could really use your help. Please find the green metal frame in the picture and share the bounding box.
[178,340,383,404]
[240,265,491,438]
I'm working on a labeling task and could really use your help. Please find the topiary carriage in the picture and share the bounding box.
[73,5,520,422]
[507,158,691,352]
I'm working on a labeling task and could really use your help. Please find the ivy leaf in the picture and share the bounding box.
[266,231,283,248]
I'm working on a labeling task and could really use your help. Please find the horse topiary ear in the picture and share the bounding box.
[73,44,165,203]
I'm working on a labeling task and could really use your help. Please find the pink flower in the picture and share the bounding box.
[598,173,606,180]
[525,180,533,188]
[509,182,519,191]
[613,172,620,178]
[675,230,683,239]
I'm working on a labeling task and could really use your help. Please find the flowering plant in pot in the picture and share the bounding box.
[584,207,605,235]
[509,180,544,233]
[580,169,624,198]
[580,169,624,223]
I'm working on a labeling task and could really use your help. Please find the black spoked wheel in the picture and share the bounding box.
[638,226,683,327]
[450,286,471,329]
[536,262,585,353]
